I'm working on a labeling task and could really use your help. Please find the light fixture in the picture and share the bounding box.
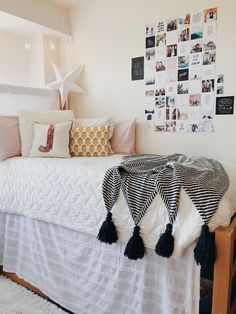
[49,40,56,50]
[24,39,31,50]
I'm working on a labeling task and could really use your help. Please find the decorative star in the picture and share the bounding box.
[48,63,85,110]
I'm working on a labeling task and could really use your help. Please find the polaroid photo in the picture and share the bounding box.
[204,22,217,38]
[203,37,216,51]
[157,21,166,33]
[155,86,166,96]
[155,59,166,72]
[189,66,202,80]
[191,24,203,40]
[203,51,216,65]
[145,24,156,37]
[189,94,201,106]
[145,97,155,111]
[190,39,203,53]
[176,120,188,132]
[165,121,176,132]
[217,85,224,95]
[166,44,177,57]
[189,53,203,67]
[166,96,177,108]
[202,79,215,93]
[154,108,166,122]
[178,14,190,28]
[155,71,166,86]
[191,11,203,25]
[178,28,190,42]
[188,107,200,121]
[201,104,214,120]
[155,96,166,108]
[189,80,202,94]
[178,42,189,56]
[167,19,178,32]
[166,57,178,70]
[145,48,155,61]
[217,74,224,84]
[201,93,214,107]
[156,32,166,47]
[166,30,178,45]
[154,124,165,132]
[177,94,189,107]
[178,69,189,81]
[166,82,177,95]
[188,123,200,133]
[166,70,177,82]
[145,62,155,85]
[145,85,155,97]
[177,106,188,120]
[178,56,189,69]
[202,65,215,79]
[177,81,189,94]
[200,120,214,133]
[146,36,156,49]
[156,46,166,59]
[166,108,179,120]
[204,8,217,23]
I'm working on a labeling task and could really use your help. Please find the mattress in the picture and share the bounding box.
[0,213,200,314]
[0,155,235,257]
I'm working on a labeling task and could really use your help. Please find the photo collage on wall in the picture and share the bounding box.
[144,7,217,133]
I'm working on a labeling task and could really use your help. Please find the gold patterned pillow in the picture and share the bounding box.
[70,125,111,157]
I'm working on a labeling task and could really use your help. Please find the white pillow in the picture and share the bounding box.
[18,110,74,156]
[30,121,72,158]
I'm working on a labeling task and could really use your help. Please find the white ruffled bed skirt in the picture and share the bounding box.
[0,213,200,314]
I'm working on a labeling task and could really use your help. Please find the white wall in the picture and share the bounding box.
[0,0,71,35]
[69,0,236,163]
[0,30,30,86]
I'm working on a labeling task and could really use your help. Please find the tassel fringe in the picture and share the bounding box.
[97,212,118,244]
[155,223,174,258]
[124,225,146,260]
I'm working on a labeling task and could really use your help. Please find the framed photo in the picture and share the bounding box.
[132,57,144,81]
[216,96,234,115]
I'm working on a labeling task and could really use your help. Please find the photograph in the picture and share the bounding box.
[201,105,214,120]
[166,57,178,70]
[131,57,144,81]
[145,48,155,61]
[178,69,189,81]
[189,94,201,106]
[167,19,177,31]
[204,7,217,23]
[191,25,203,40]
[166,82,177,95]
[188,123,200,133]
[202,79,215,92]
[165,121,176,132]
[177,106,188,120]
[145,87,155,97]
[200,120,214,133]
[145,63,155,85]
[155,71,166,86]
[176,120,188,132]
[166,44,177,57]
[157,21,165,33]
[155,87,165,96]
[203,39,216,51]
[190,40,203,53]
[166,108,180,120]
[166,96,176,108]
[188,107,200,121]
[202,65,215,79]
[156,32,166,46]
[154,124,165,132]
[166,70,177,82]
[177,81,189,94]
[217,85,224,95]
[155,96,166,108]
[217,74,224,84]
[201,93,214,107]
[189,80,202,94]
[191,12,203,25]
[178,56,189,68]
[178,42,189,56]
[146,36,155,49]
[156,46,166,59]
[154,108,166,121]
[216,96,234,115]
[166,30,178,45]
[189,52,202,66]
[155,59,166,71]
[203,51,216,65]
[146,24,155,37]
[178,28,190,42]
[178,14,190,27]
[189,66,202,80]
[177,94,189,107]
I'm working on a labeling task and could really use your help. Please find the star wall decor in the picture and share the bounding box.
[48,62,85,110]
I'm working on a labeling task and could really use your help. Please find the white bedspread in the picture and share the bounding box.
[0,156,235,257]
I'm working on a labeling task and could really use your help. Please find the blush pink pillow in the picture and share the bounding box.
[110,119,136,154]
[0,116,21,161]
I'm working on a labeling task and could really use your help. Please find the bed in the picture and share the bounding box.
[0,84,235,314]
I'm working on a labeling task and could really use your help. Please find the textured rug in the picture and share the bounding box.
[0,276,67,314]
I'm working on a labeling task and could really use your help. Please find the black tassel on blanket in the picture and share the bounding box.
[124,225,146,260]
[155,223,174,258]
[97,212,118,244]
[194,224,215,268]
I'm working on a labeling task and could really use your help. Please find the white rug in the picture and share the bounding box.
[0,276,67,314]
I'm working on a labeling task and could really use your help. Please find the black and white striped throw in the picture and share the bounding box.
[98,154,229,266]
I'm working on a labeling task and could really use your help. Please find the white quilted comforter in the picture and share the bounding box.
[0,155,235,257]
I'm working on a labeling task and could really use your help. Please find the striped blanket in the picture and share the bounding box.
[98,154,229,266]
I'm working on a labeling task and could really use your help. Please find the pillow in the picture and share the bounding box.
[30,121,72,158]
[0,116,21,161]
[18,110,74,156]
[110,119,136,154]
[74,117,115,139]
[70,125,111,157]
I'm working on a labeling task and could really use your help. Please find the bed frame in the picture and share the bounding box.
[1,216,236,314]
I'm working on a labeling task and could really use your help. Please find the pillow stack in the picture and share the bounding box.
[0,109,137,160]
